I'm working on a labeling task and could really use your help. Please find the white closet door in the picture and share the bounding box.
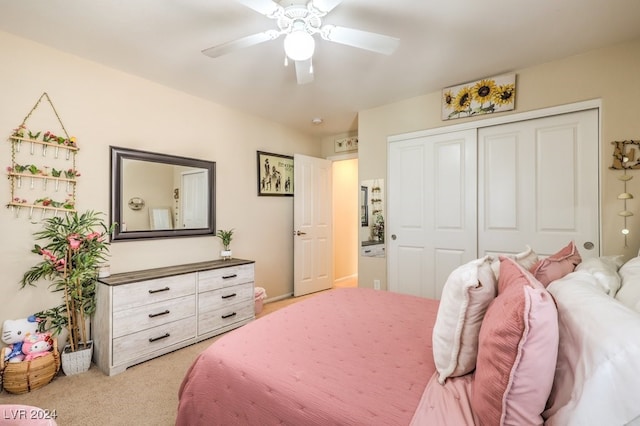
[388,130,477,298]
[478,109,599,258]
[388,108,599,299]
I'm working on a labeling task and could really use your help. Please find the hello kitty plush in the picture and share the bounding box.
[1,316,39,363]
[21,332,53,361]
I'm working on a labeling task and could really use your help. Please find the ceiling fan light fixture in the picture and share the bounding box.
[284,29,315,61]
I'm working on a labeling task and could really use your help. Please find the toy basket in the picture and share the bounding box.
[0,339,60,394]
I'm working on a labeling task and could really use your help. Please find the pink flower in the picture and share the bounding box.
[54,258,66,272]
[40,249,58,263]
[86,232,101,241]
[67,234,82,250]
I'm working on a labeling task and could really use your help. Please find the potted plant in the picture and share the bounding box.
[20,210,114,375]
[216,228,234,260]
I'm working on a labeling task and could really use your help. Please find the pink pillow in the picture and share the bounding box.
[472,257,559,426]
[529,241,582,287]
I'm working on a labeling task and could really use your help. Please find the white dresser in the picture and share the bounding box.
[94,259,255,376]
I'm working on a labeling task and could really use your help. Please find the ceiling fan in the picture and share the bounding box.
[201,0,400,85]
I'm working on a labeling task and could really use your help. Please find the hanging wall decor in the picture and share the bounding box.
[6,92,78,220]
[335,136,358,153]
[610,140,640,247]
[441,73,516,121]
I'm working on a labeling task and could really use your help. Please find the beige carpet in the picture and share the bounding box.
[0,292,320,425]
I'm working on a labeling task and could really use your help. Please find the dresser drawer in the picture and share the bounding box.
[113,316,196,366]
[198,301,254,336]
[112,295,196,338]
[113,273,196,312]
[198,264,254,292]
[199,283,253,313]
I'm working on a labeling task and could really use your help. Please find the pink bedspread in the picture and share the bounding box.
[176,288,439,425]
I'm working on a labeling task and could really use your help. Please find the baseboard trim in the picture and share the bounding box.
[334,274,357,285]
[265,293,293,304]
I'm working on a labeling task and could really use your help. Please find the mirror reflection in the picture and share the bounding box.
[360,179,385,258]
[110,146,215,241]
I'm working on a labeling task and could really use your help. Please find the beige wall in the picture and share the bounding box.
[332,159,358,284]
[358,38,640,290]
[0,31,320,326]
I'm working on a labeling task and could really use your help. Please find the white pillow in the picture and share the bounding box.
[544,275,640,425]
[574,255,623,296]
[432,256,497,384]
[490,245,538,280]
[616,256,640,312]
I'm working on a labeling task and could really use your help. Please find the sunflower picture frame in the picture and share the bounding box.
[441,73,516,120]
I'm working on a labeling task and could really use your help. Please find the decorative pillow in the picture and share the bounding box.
[616,256,640,313]
[490,245,539,280]
[575,255,623,296]
[544,276,640,425]
[529,241,582,287]
[432,256,497,384]
[472,257,559,426]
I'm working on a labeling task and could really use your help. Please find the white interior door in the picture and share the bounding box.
[181,170,208,228]
[293,154,333,296]
[478,109,600,258]
[388,130,477,298]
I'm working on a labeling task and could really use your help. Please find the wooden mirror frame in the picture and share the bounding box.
[110,146,216,241]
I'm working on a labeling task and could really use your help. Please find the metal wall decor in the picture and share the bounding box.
[610,140,640,246]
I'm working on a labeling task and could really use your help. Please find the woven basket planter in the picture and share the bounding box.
[61,340,93,376]
[0,340,60,394]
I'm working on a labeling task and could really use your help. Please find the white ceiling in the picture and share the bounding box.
[1,0,640,137]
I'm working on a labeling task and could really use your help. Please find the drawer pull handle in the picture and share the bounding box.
[222,274,238,279]
[149,333,170,342]
[149,287,170,294]
[221,312,237,319]
[148,310,170,318]
[221,293,237,299]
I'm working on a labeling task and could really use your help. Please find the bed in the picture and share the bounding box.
[177,246,640,426]
[177,287,438,425]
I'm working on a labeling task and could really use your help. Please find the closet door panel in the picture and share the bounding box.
[536,125,577,231]
[478,109,599,258]
[388,140,430,297]
[483,133,518,229]
[389,130,477,298]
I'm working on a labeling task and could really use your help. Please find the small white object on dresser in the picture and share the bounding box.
[93,259,255,376]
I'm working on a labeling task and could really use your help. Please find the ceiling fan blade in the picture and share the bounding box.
[311,0,344,13]
[321,25,399,55]
[235,0,282,17]
[202,30,280,58]
[294,59,314,85]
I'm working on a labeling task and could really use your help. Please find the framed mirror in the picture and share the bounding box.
[360,179,385,257]
[110,146,216,241]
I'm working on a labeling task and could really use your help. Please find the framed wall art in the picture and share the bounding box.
[257,151,294,196]
[442,73,516,121]
[335,136,358,153]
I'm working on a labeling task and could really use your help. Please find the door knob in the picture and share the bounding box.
[391,234,397,240]
[583,241,594,250]
[295,230,307,236]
